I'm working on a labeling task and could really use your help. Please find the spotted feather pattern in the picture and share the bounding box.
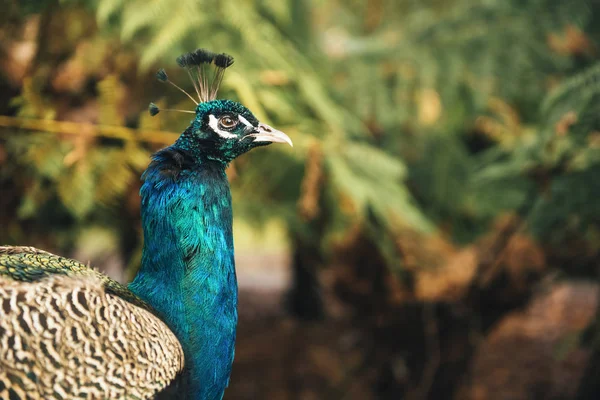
[0,246,151,313]
[0,247,185,399]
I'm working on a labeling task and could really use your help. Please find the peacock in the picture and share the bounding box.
[0,48,292,400]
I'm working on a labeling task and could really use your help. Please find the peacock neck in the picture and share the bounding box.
[129,146,238,400]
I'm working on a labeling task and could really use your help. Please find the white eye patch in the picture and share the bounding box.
[238,115,254,128]
[208,114,238,139]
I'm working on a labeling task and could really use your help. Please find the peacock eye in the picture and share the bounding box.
[219,115,238,130]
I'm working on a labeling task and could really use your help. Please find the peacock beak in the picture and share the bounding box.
[249,123,293,147]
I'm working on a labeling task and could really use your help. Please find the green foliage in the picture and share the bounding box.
[470,62,600,242]
[3,74,150,226]
[327,141,433,232]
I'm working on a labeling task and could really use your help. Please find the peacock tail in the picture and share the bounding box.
[0,246,185,400]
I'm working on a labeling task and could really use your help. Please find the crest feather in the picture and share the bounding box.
[149,48,234,117]
[177,48,234,103]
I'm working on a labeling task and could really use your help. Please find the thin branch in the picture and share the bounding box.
[0,115,179,145]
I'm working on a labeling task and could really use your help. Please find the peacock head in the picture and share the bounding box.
[149,49,292,163]
[177,99,292,163]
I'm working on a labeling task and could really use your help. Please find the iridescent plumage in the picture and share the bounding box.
[0,48,292,400]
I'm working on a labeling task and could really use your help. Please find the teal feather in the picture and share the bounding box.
[130,146,237,399]
[131,98,291,399]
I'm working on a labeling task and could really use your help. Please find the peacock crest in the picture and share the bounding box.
[149,48,235,116]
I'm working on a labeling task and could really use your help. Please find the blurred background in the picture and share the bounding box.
[1,0,599,399]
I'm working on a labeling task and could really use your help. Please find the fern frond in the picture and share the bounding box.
[57,161,95,220]
[541,62,600,116]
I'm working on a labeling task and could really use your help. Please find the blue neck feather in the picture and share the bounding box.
[129,142,237,400]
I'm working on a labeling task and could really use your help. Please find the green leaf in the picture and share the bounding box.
[57,162,95,220]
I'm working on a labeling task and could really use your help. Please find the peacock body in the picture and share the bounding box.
[0,247,184,399]
[0,49,292,400]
